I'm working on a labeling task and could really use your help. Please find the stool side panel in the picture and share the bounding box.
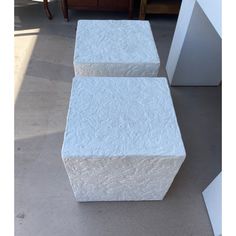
[63,156,184,201]
[74,62,160,77]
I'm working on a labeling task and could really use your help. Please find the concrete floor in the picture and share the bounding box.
[15,1,221,235]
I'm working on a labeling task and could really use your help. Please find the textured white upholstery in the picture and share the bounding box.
[74,20,160,77]
[61,76,186,201]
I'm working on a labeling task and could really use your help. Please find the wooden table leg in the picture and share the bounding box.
[139,0,147,20]
[128,0,133,19]
[61,0,69,21]
[43,0,52,20]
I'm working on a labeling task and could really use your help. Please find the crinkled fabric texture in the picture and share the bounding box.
[73,20,160,77]
[62,76,186,201]
[64,157,184,201]
[62,77,185,158]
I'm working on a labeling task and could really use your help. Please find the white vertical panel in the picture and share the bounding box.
[203,173,222,236]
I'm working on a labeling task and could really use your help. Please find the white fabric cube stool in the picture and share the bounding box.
[73,20,160,77]
[61,76,186,201]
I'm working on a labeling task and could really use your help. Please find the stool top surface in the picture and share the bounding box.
[74,20,160,64]
[62,77,185,159]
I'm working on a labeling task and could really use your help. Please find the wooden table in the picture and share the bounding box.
[139,0,181,20]
[61,0,133,21]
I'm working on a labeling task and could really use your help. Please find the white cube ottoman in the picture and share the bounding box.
[73,20,160,77]
[61,76,186,201]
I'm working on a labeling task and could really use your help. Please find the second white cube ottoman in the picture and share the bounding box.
[61,76,186,201]
[74,20,160,77]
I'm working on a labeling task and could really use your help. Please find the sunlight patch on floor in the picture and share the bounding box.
[14,28,40,102]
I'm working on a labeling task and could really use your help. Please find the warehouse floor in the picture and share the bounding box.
[15,1,221,235]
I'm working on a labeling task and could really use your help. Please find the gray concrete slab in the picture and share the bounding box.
[15,1,221,235]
